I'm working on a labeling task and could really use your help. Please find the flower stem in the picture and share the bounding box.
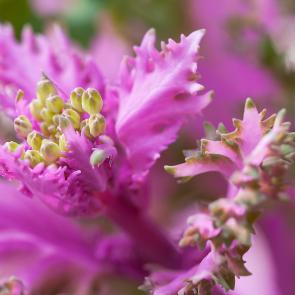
[101,193,182,269]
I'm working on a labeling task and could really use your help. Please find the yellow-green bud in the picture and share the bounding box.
[53,114,71,130]
[59,134,68,152]
[29,99,43,121]
[46,95,64,114]
[90,149,107,166]
[84,125,92,139]
[14,115,32,138]
[27,131,43,150]
[40,108,55,124]
[37,78,57,104]
[82,88,103,115]
[47,124,57,135]
[24,150,43,168]
[16,90,24,103]
[80,119,91,138]
[70,87,84,112]
[80,119,88,129]
[40,122,50,137]
[63,109,81,129]
[40,139,61,164]
[4,141,20,152]
[88,114,106,137]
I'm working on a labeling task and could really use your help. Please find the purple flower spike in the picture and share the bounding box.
[148,99,295,295]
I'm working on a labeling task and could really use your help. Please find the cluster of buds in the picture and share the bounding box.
[5,77,107,168]
[166,100,295,295]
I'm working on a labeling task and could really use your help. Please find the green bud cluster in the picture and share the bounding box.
[8,77,109,168]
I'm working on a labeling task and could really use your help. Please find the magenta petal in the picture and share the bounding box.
[115,29,211,182]
[165,154,235,180]
[0,181,98,290]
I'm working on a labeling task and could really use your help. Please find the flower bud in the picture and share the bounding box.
[40,139,61,164]
[63,109,81,129]
[40,122,50,137]
[82,88,103,115]
[90,149,107,166]
[37,78,57,103]
[16,89,24,102]
[46,95,64,114]
[27,131,43,150]
[59,134,68,152]
[83,125,92,138]
[80,119,91,138]
[70,87,84,112]
[24,150,43,168]
[29,99,43,121]
[14,115,32,138]
[40,108,54,123]
[53,114,71,130]
[88,114,106,137]
[4,141,20,152]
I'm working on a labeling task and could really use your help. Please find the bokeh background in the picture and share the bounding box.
[2,0,295,122]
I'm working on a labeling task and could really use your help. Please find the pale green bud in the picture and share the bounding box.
[48,124,57,135]
[90,149,107,166]
[40,139,61,164]
[40,108,54,123]
[63,109,81,129]
[4,141,20,152]
[29,99,43,121]
[24,150,43,168]
[37,78,57,104]
[59,134,68,152]
[14,115,32,138]
[53,114,71,130]
[46,95,64,114]
[40,122,51,137]
[16,90,24,103]
[70,87,84,112]
[80,119,88,130]
[82,88,103,115]
[27,131,43,150]
[88,114,106,137]
[80,119,91,138]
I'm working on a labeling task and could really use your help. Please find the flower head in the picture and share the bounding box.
[0,76,116,215]
[0,26,210,217]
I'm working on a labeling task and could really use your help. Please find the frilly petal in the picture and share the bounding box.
[0,24,104,117]
[165,99,279,181]
[0,145,102,216]
[115,29,212,182]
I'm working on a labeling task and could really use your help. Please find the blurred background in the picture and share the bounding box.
[1,0,295,123]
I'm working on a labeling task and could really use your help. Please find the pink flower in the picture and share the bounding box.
[0,25,211,273]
